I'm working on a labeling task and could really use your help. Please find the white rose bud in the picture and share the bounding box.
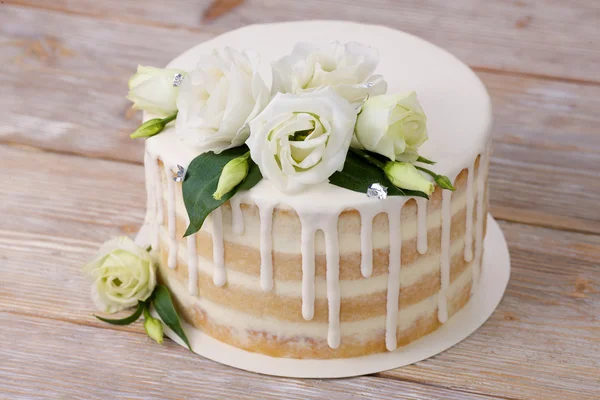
[384,161,434,195]
[176,47,270,154]
[271,41,387,106]
[127,66,185,117]
[213,152,250,200]
[83,237,157,314]
[354,92,428,162]
[247,87,357,193]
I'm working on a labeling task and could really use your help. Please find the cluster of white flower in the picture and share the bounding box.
[128,41,429,194]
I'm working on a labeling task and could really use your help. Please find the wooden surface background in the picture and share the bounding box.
[1,1,598,399]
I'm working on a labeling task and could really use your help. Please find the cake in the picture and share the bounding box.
[140,21,491,359]
[84,20,492,361]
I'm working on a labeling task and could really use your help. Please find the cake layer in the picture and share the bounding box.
[158,255,474,359]
[158,230,476,323]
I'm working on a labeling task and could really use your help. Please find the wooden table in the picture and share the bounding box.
[1,1,598,398]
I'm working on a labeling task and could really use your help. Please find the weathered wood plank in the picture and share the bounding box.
[0,313,504,400]
[7,0,600,82]
[1,146,598,399]
[1,6,599,233]
[0,5,214,163]
[484,71,600,233]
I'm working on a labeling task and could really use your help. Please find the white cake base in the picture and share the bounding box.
[137,214,510,378]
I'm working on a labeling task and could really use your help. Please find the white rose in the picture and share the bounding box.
[83,237,157,314]
[247,87,357,193]
[354,92,428,162]
[176,47,270,153]
[127,65,185,117]
[271,41,387,106]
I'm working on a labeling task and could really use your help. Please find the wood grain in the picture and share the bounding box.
[1,1,599,398]
[0,5,599,234]
[203,0,245,22]
[0,5,213,163]
[1,145,598,400]
[0,313,508,400]
[7,0,600,82]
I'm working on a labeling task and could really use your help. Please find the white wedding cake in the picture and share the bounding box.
[84,21,492,361]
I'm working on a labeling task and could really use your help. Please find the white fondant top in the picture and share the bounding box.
[146,20,492,209]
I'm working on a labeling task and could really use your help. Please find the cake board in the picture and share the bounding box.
[137,214,510,378]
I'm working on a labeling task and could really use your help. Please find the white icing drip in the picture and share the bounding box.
[324,216,341,349]
[230,196,244,235]
[416,198,428,254]
[144,152,159,250]
[165,164,178,269]
[257,202,275,292]
[464,161,475,262]
[300,215,317,321]
[211,207,226,286]
[152,155,163,250]
[473,145,490,292]
[385,205,403,351]
[360,210,376,278]
[438,190,452,323]
[187,234,199,296]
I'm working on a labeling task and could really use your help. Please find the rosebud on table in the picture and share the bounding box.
[144,306,164,344]
[82,237,157,314]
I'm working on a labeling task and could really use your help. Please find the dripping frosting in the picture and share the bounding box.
[165,164,178,270]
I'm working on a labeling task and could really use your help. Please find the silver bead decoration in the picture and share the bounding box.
[173,165,185,182]
[172,73,184,87]
[367,183,388,199]
[362,82,375,88]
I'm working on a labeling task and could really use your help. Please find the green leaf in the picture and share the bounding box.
[183,145,262,236]
[152,284,192,350]
[94,301,145,325]
[330,152,429,199]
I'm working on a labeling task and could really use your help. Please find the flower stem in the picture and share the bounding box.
[415,165,456,191]
[349,147,385,169]
[416,155,436,165]
[414,165,437,178]
[161,112,178,125]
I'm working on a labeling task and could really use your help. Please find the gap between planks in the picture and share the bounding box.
[373,373,521,400]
